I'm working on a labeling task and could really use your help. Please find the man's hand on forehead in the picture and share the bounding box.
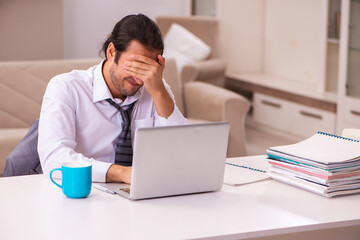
[127,54,161,65]
[123,54,165,92]
[123,53,173,118]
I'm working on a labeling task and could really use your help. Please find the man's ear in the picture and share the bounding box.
[106,42,116,62]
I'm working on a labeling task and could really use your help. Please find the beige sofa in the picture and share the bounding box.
[0,59,101,176]
[0,58,249,176]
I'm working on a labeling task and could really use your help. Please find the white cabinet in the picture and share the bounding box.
[343,97,360,129]
[253,93,291,132]
[253,93,336,138]
[289,102,336,137]
[220,0,359,136]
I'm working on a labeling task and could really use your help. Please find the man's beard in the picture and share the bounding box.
[109,64,140,97]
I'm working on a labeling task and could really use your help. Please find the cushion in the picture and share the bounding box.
[163,23,211,75]
[0,128,29,176]
[3,119,42,177]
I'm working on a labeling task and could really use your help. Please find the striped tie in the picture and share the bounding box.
[106,99,136,166]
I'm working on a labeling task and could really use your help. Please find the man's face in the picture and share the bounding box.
[108,40,161,99]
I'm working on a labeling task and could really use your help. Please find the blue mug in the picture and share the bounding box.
[50,161,92,198]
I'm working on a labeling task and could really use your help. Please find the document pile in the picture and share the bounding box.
[266,132,360,197]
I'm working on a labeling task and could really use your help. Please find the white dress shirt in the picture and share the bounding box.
[38,61,187,182]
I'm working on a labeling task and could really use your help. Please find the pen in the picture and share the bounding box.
[93,184,116,194]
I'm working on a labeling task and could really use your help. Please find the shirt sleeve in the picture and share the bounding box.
[154,79,188,126]
[38,77,111,182]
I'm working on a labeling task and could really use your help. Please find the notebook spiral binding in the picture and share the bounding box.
[226,162,267,173]
[317,131,360,143]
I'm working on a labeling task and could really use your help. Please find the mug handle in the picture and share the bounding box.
[50,168,62,189]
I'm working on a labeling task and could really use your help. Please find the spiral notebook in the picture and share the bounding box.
[223,156,270,187]
[267,131,360,169]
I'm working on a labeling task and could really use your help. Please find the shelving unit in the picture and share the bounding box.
[327,38,340,44]
[326,0,341,94]
[221,0,338,139]
[220,0,360,137]
[337,0,360,130]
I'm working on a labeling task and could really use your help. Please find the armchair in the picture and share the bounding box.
[163,58,250,157]
[156,16,226,87]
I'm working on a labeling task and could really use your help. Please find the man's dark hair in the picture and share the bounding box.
[101,14,164,63]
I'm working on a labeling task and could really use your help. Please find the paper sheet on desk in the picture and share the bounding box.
[223,156,271,186]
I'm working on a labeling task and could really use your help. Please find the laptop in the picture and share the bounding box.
[94,122,229,200]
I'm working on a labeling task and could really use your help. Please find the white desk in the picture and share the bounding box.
[1,155,360,240]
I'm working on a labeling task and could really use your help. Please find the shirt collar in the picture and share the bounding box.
[93,60,143,106]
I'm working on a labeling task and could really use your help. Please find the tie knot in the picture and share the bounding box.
[106,98,135,113]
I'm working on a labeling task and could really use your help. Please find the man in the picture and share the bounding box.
[38,14,187,184]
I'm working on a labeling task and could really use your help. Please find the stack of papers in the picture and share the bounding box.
[267,132,360,197]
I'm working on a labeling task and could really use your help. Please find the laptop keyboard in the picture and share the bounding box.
[120,188,131,194]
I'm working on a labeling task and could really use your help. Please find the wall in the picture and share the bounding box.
[63,0,187,59]
[0,0,63,61]
[0,0,186,61]
[217,0,265,74]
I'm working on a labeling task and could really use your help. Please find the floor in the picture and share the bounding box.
[244,123,300,156]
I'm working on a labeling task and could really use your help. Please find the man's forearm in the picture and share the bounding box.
[152,87,175,119]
